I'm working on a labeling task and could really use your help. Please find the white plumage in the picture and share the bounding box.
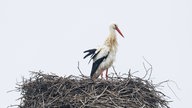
[84,24,124,80]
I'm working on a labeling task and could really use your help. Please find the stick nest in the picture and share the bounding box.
[14,70,170,108]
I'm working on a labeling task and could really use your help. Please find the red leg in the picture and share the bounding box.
[100,70,104,79]
[106,68,108,80]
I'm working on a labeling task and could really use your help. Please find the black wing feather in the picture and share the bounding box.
[83,49,97,59]
[84,48,102,64]
[88,50,101,63]
[91,50,100,60]
[90,57,106,78]
[90,52,109,78]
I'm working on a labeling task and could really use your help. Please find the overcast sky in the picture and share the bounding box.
[0,0,191,108]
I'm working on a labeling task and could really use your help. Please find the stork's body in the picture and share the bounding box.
[84,24,124,80]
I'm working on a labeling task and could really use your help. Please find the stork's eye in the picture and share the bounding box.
[113,24,117,29]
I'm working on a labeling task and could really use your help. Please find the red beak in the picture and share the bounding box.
[115,26,124,38]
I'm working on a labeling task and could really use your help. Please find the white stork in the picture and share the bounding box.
[84,24,124,80]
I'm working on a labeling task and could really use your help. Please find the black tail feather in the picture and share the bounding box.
[83,49,97,59]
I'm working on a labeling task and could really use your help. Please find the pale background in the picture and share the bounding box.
[0,0,191,108]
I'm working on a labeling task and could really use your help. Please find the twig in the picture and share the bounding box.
[77,61,86,77]
[7,105,19,108]
[41,94,45,108]
[109,97,120,108]
[167,80,180,100]
[112,66,118,77]
[142,56,153,80]
[92,86,108,104]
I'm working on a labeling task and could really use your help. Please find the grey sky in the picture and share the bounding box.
[0,0,191,107]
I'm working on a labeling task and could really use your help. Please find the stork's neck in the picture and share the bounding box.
[104,29,118,51]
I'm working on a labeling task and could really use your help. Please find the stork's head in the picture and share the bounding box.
[110,24,124,38]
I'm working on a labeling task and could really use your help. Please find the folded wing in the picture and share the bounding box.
[84,47,109,79]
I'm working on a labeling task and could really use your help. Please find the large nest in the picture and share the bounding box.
[13,68,170,108]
